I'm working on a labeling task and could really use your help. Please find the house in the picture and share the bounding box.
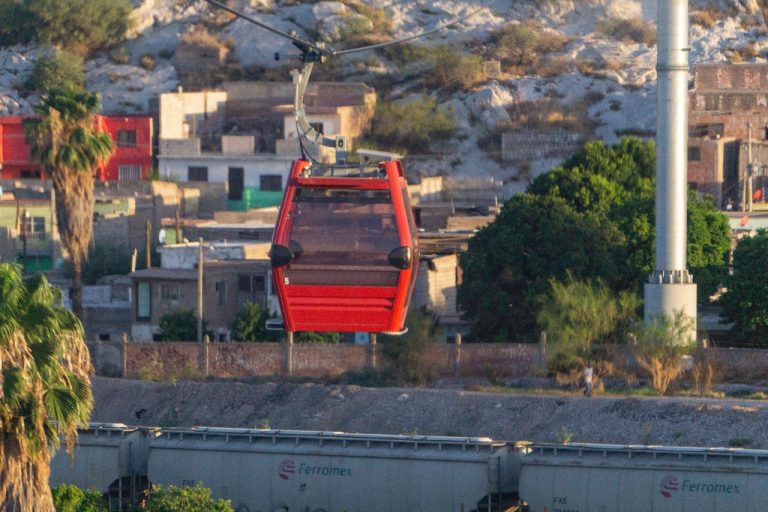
[0,115,153,182]
[156,82,377,209]
[129,241,274,341]
[688,63,768,208]
[158,134,294,210]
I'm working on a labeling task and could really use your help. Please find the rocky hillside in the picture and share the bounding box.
[1,0,766,193]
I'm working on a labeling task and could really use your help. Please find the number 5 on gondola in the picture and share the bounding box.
[270,159,419,335]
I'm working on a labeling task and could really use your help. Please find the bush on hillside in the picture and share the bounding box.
[367,96,455,155]
[423,46,484,91]
[23,51,84,94]
[0,0,132,54]
[597,18,657,46]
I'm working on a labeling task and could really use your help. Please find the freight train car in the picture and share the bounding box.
[519,443,768,512]
[49,423,154,509]
[148,427,520,512]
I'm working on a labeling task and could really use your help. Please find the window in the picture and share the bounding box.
[160,283,180,301]
[20,170,41,179]
[188,166,208,182]
[216,281,227,305]
[260,174,282,191]
[119,165,141,181]
[22,217,45,239]
[117,130,137,147]
[688,146,701,162]
[137,282,151,320]
[238,274,265,292]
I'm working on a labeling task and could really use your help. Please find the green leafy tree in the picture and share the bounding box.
[24,51,84,95]
[459,193,623,343]
[52,484,106,512]
[538,276,640,373]
[367,96,455,154]
[52,484,85,512]
[141,484,233,512]
[381,306,437,385]
[231,302,279,342]
[0,0,36,46]
[27,0,133,54]
[460,138,730,343]
[25,87,114,319]
[0,264,93,511]
[159,309,203,342]
[720,230,768,345]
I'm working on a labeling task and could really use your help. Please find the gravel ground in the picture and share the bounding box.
[90,377,768,448]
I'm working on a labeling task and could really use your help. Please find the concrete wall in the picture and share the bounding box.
[414,255,459,318]
[158,90,228,139]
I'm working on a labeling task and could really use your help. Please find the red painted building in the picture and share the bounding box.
[0,115,153,181]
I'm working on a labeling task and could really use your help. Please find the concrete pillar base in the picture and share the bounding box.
[644,282,697,344]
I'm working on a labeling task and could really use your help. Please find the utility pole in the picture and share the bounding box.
[145,220,152,269]
[175,208,181,243]
[197,237,204,343]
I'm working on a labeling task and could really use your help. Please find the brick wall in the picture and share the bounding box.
[502,131,584,162]
[693,64,768,92]
[90,342,768,383]
[208,343,282,377]
[293,345,367,377]
[103,341,543,380]
[124,342,199,377]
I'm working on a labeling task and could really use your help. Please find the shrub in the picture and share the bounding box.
[633,311,695,395]
[295,331,339,343]
[26,0,133,54]
[494,23,538,66]
[378,43,433,66]
[232,302,278,342]
[0,0,36,46]
[159,309,205,342]
[597,18,657,46]
[23,51,84,94]
[689,348,722,395]
[367,96,455,154]
[52,484,106,512]
[381,306,436,385]
[425,47,483,90]
[142,483,233,512]
[537,275,640,375]
[139,53,157,71]
[691,8,723,28]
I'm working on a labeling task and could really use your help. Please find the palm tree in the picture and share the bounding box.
[0,263,93,511]
[25,87,113,319]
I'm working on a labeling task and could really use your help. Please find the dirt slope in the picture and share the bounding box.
[91,377,768,448]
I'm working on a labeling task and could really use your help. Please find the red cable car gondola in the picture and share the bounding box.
[270,159,419,334]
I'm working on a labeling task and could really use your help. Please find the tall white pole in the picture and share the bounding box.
[644,0,697,342]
